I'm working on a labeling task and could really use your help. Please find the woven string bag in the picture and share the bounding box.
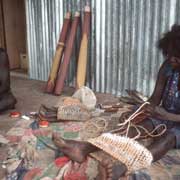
[88,133,153,173]
[57,97,91,121]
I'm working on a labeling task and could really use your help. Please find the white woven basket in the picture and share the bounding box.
[88,133,153,172]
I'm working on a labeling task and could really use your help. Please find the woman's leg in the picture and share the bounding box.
[52,133,98,163]
[147,131,176,162]
[52,120,154,163]
[52,120,175,179]
[53,133,128,179]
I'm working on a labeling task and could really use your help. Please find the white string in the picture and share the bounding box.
[110,101,167,139]
[117,102,150,127]
[135,124,167,138]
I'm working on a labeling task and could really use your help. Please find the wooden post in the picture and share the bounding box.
[54,12,80,95]
[45,12,71,93]
[76,6,91,89]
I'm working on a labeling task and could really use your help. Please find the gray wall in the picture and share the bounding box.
[25,0,180,96]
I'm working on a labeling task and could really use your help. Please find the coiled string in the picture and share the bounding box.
[109,102,167,140]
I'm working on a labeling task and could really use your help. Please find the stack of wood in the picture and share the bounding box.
[45,6,91,95]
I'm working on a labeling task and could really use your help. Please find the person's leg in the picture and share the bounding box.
[96,160,113,180]
[147,131,176,162]
[52,133,98,163]
[52,121,153,162]
[52,120,155,179]
[52,120,175,179]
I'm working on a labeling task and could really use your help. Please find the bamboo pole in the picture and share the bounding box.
[76,6,91,89]
[54,12,80,95]
[45,12,71,93]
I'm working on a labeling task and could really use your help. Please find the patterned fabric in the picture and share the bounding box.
[162,69,180,114]
[3,118,180,180]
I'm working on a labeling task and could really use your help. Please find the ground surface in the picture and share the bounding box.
[0,74,118,179]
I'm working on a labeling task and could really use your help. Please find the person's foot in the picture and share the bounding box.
[52,133,95,163]
[100,159,127,180]
[100,159,113,180]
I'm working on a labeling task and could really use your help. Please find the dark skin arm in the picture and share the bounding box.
[121,61,169,121]
[148,60,169,106]
[121,60,180,122]
[145,60,180,122]
[153,106,180,122]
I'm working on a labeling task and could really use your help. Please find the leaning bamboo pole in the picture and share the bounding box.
[54,12,80,95]
[76,6,91,89]
[45,12,71,93]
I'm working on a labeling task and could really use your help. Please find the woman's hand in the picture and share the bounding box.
[120,103,170,123]
[119,110,133,122]
[140,103,156,117]
[120,104,155,122]
[142,104,168,120]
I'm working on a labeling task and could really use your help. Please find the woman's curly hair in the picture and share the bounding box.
[158,24,180,58]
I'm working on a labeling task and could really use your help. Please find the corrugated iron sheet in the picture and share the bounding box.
[25,0,180,96]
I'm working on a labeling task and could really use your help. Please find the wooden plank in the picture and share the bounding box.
[3,0,26,69]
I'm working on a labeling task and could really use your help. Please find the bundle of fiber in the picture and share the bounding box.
[88,133,153,173]
[72,86,97,110]
[79,117,108,140]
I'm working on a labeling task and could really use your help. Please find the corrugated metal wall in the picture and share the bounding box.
[25,0,180,96]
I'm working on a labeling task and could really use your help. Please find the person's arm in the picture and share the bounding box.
[148,60,169,106]
[139,61,170,118]
[154,106,180,122]
[121,61,169,121]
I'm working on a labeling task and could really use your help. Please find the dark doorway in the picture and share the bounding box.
[0,0,28,73]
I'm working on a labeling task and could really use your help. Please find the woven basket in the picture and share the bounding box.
[88,133,153,172]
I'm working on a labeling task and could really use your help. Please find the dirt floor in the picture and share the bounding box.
[0,73,119,179]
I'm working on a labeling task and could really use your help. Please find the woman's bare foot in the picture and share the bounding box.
[101,160,113,180]
[52,133,98,163]
[100,159,127,180]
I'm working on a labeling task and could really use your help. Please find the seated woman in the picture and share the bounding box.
[52,24,180,179]
[0,48,17,112]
